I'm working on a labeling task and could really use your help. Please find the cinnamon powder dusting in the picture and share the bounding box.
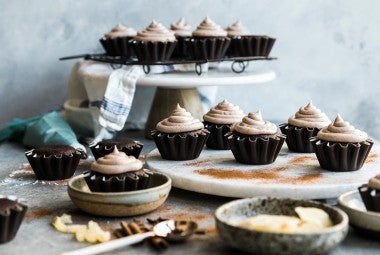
[25,208,54,220]
[183,160,210,167]
[365,153,378,163]
[288,156,317,164]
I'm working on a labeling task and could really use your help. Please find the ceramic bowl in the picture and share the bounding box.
[215,197,348,255]
[338,190,380,238]
[67,172,171,217]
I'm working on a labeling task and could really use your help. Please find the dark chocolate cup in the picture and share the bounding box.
[99,36,135,58]
[132,40,177,62]
[0,196,27,244]
[310,138,374,172]
[171,36,191,60]
[90,139,143,160]
[151,129,210,160]
[25,147,86,181]
[279,123,319,153]
[226,35,276,57]
[84,169,153,192]
[226,132,286,165]
[185,37,231,61]
[203,121,231,150]
[358,185,380,212]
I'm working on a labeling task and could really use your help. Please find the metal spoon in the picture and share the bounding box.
[61,220,197,255]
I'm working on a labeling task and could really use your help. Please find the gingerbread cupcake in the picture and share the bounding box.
[99,24,137,58]
[85,147,152,192]
[90,138,143,160]
[132,20,177,62]
[25,144,87,180]
[151,104,210,160]
[280,101,331,153]
[203,99,244,150]
[0,195,27,244]
[226,110,286,165]
[310,115,373,172]
[225,20,276,57]
[186,17,230,60]
[170,17,192,59]
[358,175,380,212]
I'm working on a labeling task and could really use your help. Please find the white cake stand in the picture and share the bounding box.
[138,63,276,137]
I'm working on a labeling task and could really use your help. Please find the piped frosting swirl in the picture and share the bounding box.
[203,99,244,124]
[231,110,278,135]
[192,17,227,37]
[317,115,368,143]
[225,20,252,37]
[156,104,204,133]
[135,20,176,42]
[170,17,192,37]
[369,175,380,190]
[104,24,137,39]
[288,101,331,129]
[91,147,142,175]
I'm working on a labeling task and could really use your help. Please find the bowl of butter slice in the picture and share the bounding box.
[215,197,348,255]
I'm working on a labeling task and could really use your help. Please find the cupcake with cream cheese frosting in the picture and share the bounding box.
[225,20,276,57]
[151,104,210,160]
[170,17,192,59]
[84,147,152,192]
[310,114,373,172]
[280,101,331,153]
[99,24,137,58]
[358,175,380,212]
[132,20,177,62]
[0,195,27,244]
[203,99,244,149]
[186,17,230,60]
[226,110,286,164]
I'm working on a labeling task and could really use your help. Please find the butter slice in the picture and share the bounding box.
[238,215,302,233]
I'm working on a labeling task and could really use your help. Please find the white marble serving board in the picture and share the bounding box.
[146,145,380,199]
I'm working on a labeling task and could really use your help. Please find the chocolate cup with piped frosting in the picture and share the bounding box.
[311,138,373,172]
[84,169,153,192]
[280,124,319,153]
[358,175,380,212]
[204,122,231,150]
[0,195,27,244]
[226,111,286,165]
[25,144,87,181]
[132,21,177,62]
[310,114,373,172]
[90,138,143,160]
[99,24,137,58]
[170,17,192,59]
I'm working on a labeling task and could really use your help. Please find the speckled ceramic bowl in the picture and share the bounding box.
[68,172,171,217]
[215,197,348,255]
[338,190,380,238]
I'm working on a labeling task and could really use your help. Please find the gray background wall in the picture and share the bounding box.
[1,0,379,138]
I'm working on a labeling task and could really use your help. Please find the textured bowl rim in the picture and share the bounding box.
[68,172,172,197]
[338,190,380,217]
[215,196,349,235]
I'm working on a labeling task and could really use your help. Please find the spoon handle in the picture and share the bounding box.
[61,232,155,255]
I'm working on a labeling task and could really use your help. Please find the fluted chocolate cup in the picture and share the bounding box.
[84,169,153,192]
[99,36,135,58]
[310,138,373,172]
[358,184,380,212]
[171,36,191,59]
[186,37,231,61]
[226,35,276,57]
[279,123,319,153]
[226,132,286,165]
[90,138,143,160]
[0,196,27,244]
[132,40,177,62]
[203,121,231,150]
[151,129,210,160]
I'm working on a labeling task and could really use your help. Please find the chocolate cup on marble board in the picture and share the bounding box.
[151,129,210,160]
[90,138,143,160]
[185,37,231,61]
[358,184,380,212]
[279,123,319,153]
[84,169,153,192]
[226,132,286,165]
[132,40,177,62]
[99,36,135,58]
[310,138,374,172]
[203,121,231,150]
[0,196,28,244]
